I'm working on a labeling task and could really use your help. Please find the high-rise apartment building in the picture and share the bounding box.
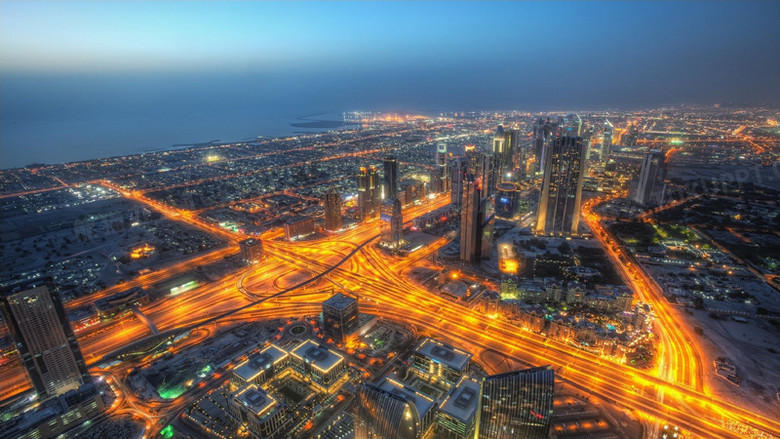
[477,366,555,439]
[535,135,586,236]
[324,188,343,231]
[634,149,667,206]
[0,280,91,399]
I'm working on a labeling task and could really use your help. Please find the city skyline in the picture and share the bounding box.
[0,1,779,438]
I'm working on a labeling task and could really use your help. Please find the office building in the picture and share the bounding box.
[323,188,343,231]
[229,384,287,439]
[284,216,315,241]
[535,135,586,236]
[634,149,667,207]
[232,344,290,388]
[322,292,360,345]
[357,165,381,221]
[0,382,105,439]
[384,156,399,200]
[436,376,481,439]
[460,174,484,264]
[355,383,420,439]
[495,182,521,220]
[0,280,91,399]
[477,366,555,439]
[410,338,472,388]
[239,238,265,265]
[289,340,348,393]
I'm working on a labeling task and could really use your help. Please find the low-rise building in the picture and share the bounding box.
[410,338,471,388]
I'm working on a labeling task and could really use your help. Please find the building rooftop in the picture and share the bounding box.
[233,384,280,418]
[322,292,357,312]
[290,340,344,373]
[414,338,472,371]
[233,344,288,383]
[240,238,262,247]
[379,376,435,419]
[439,376,480,424]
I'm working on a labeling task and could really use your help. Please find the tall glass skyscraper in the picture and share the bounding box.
[357,165,381,221]
[477,366,555,439]
[460,173,484,264]
[355,383,420,439]
[383,156,399,200]
[535,135,586,236]
[634,149,667,206]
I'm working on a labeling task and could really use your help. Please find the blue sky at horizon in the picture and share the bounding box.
[2,1,779,109]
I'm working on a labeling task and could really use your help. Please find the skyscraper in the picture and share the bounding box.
[477,366,555,439]
[381,197,403,248]
[450,158,469,206]
[355,383,420,439]
[357,165,381,221]
[634,149,667,206]
[535,135,586,236]
[532,118,555,174]
[601,120,614,161]
[323,188,342,231]
[495,182,521,220]
[0,280,91,399]
[383,156,399,200]
[557,113,582,137]
[506,128,524,180]
[460,174,484,264]
[493,126,517,181]
[466,149,495,200]
[436,142,448,168]
[436,143,451,192]
[493,126,507,161]
[429,167,445,194]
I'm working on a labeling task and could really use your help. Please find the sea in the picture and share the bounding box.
[0,71,382,169]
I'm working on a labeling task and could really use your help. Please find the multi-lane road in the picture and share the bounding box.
[2,185,779,439]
